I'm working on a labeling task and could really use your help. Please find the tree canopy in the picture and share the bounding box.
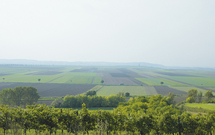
[0,86,40,107]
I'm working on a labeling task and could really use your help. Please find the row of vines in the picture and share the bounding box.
[1,95,215,135]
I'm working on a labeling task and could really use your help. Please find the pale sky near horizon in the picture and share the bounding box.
[0,0,215,67]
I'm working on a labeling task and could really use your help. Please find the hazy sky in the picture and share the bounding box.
[0,0,215,67]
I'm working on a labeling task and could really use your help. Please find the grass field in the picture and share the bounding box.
[66,76,94,84]
[92,77,103,84]
[184,103,215,111]
[2,74,62,83]
[136,77,186,86]
[170,86,209,95]
[136,78,159,85]
[50,75,73,83]
[144,86,158,95]
[97,86,147,96]
[165,76,215,87]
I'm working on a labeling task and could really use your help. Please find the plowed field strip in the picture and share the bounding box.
[129,78,148,86]
[0,82,96,97]
[103,73,138,85]
[153,86,187,95]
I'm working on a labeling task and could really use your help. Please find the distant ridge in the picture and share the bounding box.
[0,59,164,68]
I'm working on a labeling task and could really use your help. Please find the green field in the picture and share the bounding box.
[165,76,215,87]
[97,86,148,96]
[171,86,209,95]
[136,78,159,85]
[136,77,186,86]
[1,65,215,98]
[92,77,103,84]
[185,103,215,111]
[6,75,62,83]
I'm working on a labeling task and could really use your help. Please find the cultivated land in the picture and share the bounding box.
[0,65,215,99]
[184,103,215,111]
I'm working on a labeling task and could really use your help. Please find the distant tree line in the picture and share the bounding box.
[52,94,126,108]
[186,89,213,103]
[0,86,40,107]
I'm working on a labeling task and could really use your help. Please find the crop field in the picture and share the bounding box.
[136,78,160,85]
[97,86,147,96]
[153,86,187,95]
[0,82,96,97]
[2,74,63,83]
[144,86,158,95]
[92,77,103,84]
[184,103,215,111]
[0,65,215,99]
[102,73,138,85]
[170,86,209,95]
[67,76,94,84]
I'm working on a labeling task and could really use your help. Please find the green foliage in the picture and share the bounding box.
[186,97,195,103]
[85,90,96,96]
[197,91,203,103]
[166,92,175,104]
[116,92,124,97]
[51,97,63,108]
[0,86,40,107]
[1,95,215,134]
[125,92,130,97]
[187,89,197,103]
[61,94,125,108]
[205,90,213,101]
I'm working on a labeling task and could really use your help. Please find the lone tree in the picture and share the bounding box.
[160,82,164,85]
[205,90,213,101]
[186,89,197,103]
[3,78,5,80]
[38,79,41,82]
[85,90,96,96]
[125,92,130,97]
[101,80,104,84]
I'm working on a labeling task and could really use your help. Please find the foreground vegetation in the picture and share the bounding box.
[1,94,215,135]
